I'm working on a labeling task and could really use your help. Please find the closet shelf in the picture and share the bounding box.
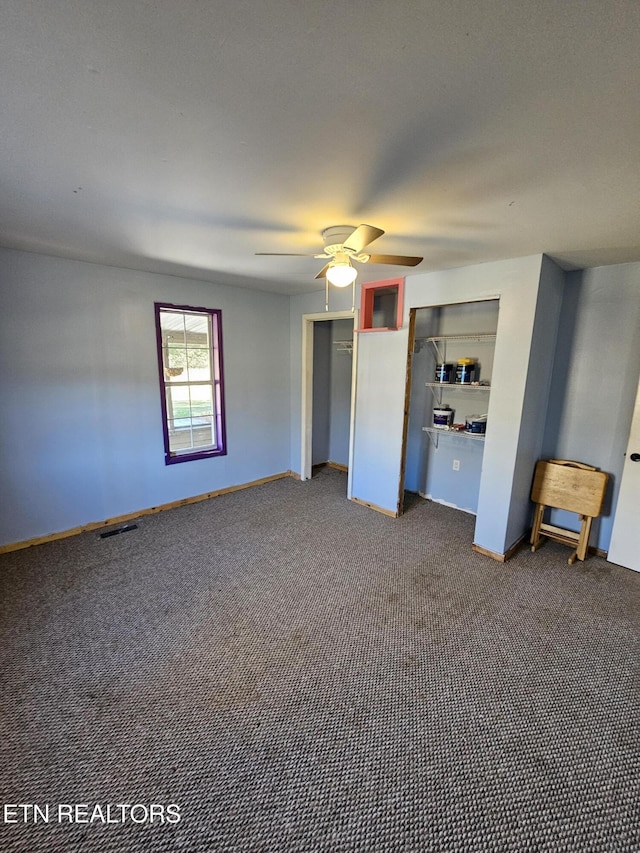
[425,382,490,390]
[422,426,486,448]
[425,382,490,407]
[418,333,496,344]
[422,427,485,440]
[415,333,496,354]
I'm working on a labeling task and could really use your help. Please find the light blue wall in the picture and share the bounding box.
[0,248,290,546]
[329,319,354,467]
[502,254,565,547]
[469,257,563,554]
[311,321,331,465]
[424,436,485,512]
[542,262,640,551]
[350,328,410,512]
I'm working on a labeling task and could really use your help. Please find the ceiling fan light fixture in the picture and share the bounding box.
[326,258,357,287]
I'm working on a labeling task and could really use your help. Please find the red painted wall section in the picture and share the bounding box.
[359,277,405,331]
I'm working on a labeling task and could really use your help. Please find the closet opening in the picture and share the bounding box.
[301,311,358,498]
[401,299,500,522]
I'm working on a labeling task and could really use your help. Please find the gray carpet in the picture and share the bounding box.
[0,468,638,852]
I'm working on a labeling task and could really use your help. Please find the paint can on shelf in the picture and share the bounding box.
[455,358,477,384]
[434,363,455,383]
[433,405,454,429]
[465,414,487,434]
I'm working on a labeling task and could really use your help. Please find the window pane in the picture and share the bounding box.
[192,422,215,448]
[160,311,186,346]
[164,346,187,381]
[186,347,211,382]
[166,386,191,426]
[184,312,209,346]
[168,420,190,453]
[189,385,213,419]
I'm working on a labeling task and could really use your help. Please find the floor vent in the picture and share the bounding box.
[99,524,138,539]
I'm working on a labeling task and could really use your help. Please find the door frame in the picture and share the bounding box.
[396,307,418,515]
[301,310,359,497]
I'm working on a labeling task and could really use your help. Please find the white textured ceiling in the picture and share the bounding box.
[2,0,640,294]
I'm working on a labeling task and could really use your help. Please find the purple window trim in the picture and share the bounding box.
[154,302,227,465]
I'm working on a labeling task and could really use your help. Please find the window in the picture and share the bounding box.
[155,303,227,464]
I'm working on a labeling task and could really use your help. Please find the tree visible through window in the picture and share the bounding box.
[155,303,227,464]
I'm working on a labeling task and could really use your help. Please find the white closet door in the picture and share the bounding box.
[608,376,640,571]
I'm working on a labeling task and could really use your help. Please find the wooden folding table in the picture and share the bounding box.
[530,459,609,564]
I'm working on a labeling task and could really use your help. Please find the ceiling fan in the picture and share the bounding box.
[257,224,423,287]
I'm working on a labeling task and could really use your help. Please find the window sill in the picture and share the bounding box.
[166,448,227,465]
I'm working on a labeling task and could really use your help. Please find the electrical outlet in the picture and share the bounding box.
[452,459,460,471]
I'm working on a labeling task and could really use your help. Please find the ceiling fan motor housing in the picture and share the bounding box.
[322,225,358,257]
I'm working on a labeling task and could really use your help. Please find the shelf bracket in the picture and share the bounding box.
[424,428,439,449]
[427,385,443,406]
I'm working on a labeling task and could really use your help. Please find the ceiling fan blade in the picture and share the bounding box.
[365,253,423,267]
[255,252,318,257]
[315,263,331,280]
[343,224,385,254]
